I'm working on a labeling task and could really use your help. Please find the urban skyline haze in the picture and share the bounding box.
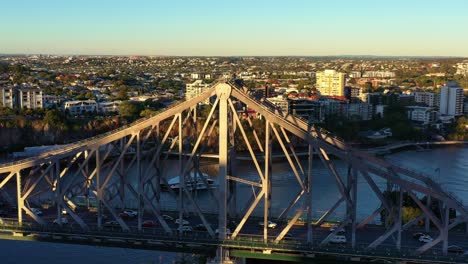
[1,0,468,56]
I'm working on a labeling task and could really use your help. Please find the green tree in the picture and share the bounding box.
[118,101,143,119]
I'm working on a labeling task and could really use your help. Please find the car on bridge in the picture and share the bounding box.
[258,220,277,229]
[103,220,120,228]
[175,218,190,225]
[53,218,69,225]
[177,225,193,233]
[419,235,433,243]
[119,210,137,219]
[142,220,156,227]
[329,235,347,244]
[448,245,465,254]
[162,215,174,221]
[194,224,207,231]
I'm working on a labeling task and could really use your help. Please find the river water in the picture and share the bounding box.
[1,146,467,264]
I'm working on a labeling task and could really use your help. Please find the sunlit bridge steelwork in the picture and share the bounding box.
[0,81,467,263]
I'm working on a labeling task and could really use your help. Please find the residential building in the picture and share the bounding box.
[99,101,122,114]
[439,82,464,116]
[344,86,361,100]
[16,87,43,109]
[0,86,14,108]
[64,100,98,115]
[406,106,438,125]
[455,61,468,76]
[185,80,211,103]
[413,91,439,107]
[316,70,346,96]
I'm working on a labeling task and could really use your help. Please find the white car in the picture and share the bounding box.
[419,235,433,243]
[177,225,193,233]
[162,215,174,221]
[329,235,347,244]
[258,220,277,229]
[53,218,69,225]
[123,210,138,217]
[30,208,43,216]
[175,219,190,225]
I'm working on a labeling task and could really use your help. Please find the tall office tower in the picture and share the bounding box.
[439,81,464,116]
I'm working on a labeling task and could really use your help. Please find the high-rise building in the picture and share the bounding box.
[439,81,464,116]
[413,91,439,107]
[316,70,345,96]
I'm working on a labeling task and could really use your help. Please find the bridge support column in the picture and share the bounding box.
[16,172,23,226]
[207,247,234,264]
[425,195,431,232]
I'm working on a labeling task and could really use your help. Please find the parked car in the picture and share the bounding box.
[329,235,347,244]
[175,218,190,225]
[177,225,193,233]
[122,210,137,217]
[412,232,425,239]
[448,245,465,254]
[258,220,277,229]
[30,208,43,216]
[329,225,345,233]
[194,224,207,231]
[162,215,174,221]
[53,218,69,225]
[142,220,156,227]
[104,220,120,227]
[419,235,433,243]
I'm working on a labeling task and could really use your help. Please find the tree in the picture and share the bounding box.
[118,101,143,119]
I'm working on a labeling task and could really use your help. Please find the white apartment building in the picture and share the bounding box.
[17,87,43,109]
[316,70,346,96]
[185,80,211,103]
[455,61,468,76]
[439,82,464,116]
[0,87,14,108]
[64,100,98,115]
[413,91,439,107]
[99,101,122,114]
[406,106,438,125]
[362,71,396,78]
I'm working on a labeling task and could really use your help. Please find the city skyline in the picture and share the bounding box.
[1,0,468,56]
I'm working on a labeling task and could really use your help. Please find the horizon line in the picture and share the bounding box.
[0,53,467,59]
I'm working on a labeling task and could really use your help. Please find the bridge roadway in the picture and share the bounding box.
[1,207,467,263]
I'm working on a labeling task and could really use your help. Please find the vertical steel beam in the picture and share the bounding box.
[178,113,184,234]
[307,144,313,243]
[442,205,449,255]
[351,167,357,248]
[55,161,62,226]
[218,85,229,240]
[425,195,431,232]
[137,132,143,231]
[264,120,271,242]
[96,149,102,229]
[16,171,23,225]
[396,188,403,250]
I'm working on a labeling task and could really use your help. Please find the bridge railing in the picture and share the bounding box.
[0,219,465,262]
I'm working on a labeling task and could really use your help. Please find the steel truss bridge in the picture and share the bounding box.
[0,81,467,263]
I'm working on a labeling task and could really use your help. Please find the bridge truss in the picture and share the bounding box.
[0,81,467,261]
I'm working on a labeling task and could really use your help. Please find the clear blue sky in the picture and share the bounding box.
[1,0,467,56]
